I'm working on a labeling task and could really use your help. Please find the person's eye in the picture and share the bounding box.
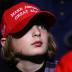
[39,25,46,30]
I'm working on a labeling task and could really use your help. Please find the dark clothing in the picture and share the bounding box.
[0,60,46,72]
[0,57,46,72]
[0,54,56,72]
[0,57,56,72]
[8,62,46,72]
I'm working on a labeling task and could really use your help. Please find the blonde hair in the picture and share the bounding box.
[48,33,56,57]
[1,33,56,61]
[1,36,15,60]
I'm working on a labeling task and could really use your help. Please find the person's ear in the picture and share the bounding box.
[1,38,6,47]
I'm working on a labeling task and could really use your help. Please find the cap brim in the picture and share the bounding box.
[29,11,56,29]
[11,11,56,33]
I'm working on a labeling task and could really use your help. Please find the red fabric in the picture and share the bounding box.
[1,2,56,37]
[56,51,72,72]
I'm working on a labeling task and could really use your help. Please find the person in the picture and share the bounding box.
[0,2,56,72]
[56,51,72,72]
[56,32,72,72]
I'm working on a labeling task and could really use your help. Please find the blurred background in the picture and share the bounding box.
[0,0,72,72]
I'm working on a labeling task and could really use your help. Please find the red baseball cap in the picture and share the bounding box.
[1,2,56,37]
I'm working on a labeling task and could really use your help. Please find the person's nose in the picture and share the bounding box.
[32,26,41,37]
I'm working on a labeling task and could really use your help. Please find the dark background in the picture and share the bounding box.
[0,0,72,71]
